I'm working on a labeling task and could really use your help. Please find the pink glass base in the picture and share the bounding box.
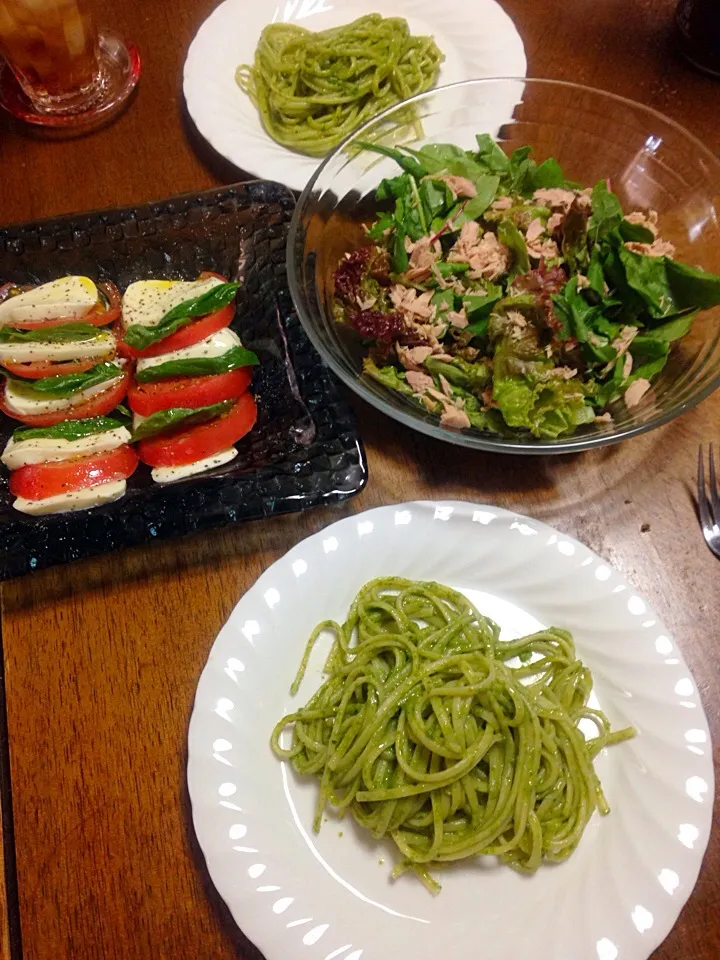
[0,31,141,136]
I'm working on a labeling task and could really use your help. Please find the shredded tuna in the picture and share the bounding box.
[623,353,633,378]
[547,212,565,234]
[427,387,449,404]
[390,286,436,320]
[409,236,441,268]
[448,221,481,261]
[419,393,438,412]
[625,209,659,238]
[624,378,651,408]
[440,405,471,429]
[356,296,377,310]
[429,174,477,199]
[462,232,510,282]
[447,308,468,329]
[526,218,545,245]
[431,263,450,289]
[506,310,529,341]
[576,273,590,289]
[405,370,435,393]
[533,188,577,211]
[528,238,560,261]
[625,238,676,259]
[595,412,613,423]
[396,344,433,371]
[439,374,454,399]
[491,196,513,211]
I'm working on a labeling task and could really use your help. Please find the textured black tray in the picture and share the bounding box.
[0,182,367,580]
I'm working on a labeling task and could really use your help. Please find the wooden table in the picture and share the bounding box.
[0,1,718,957]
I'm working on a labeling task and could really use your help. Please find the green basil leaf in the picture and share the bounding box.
[5,361,123,397]
[0,322,103,344]
[12,416,127,443]
[131,399,234,442]
[135,346,259,383]
[123,282,240,351]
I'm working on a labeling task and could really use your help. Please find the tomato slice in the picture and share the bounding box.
[0,372,129,426]
[138,392,257,467]
[116,271,235,360]
[10,444,138,501]
[127,368,251,417]
[116,308,234,360]
[0,356,109,379]
[9,281,122,330]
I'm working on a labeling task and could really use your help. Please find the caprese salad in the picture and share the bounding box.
[0,272,259,515]
[120,274,258,484]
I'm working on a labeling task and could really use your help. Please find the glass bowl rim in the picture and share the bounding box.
[287,76,720,455]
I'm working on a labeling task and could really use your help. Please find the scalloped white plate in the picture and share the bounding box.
[187,501,713,960]
[183,0,527,191]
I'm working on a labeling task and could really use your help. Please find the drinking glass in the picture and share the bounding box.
[0,0,140,131]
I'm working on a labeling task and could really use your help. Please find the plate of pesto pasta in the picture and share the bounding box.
[182,0,526,190]
[187,500,713,960]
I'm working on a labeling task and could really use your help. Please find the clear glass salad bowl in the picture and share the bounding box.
[287,78,720,453]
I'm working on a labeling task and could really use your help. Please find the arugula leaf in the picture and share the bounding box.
[356,141,428,179]
[376,174,410,202]
[135,346,258,383]
[508,146,536,196]
[430,289,457,315]
[366,212,394,241]
[453,175,501,228]
[123,282,240,351]
[0,322,103,344]
[419,178,454,223]
[553,278,616,362]
[474,134,510,174]
[665,259,720,310]
[497,220,530,278]
[13,416,127,443]
[392,224,409,273]
[587,180,623,243]
[5,361,123,397]
[619,220,655,244]
[415,143,487,181]
[131,400,234,442]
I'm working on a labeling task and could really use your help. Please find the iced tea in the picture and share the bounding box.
[0,0,101,113]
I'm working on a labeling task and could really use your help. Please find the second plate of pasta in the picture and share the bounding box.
[183,0,527,190]
[187,500,713,960]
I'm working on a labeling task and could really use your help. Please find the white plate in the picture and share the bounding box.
[187,501,713,960]
[183,0,527,191]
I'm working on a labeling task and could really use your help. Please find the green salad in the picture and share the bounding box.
[332,134,720,439]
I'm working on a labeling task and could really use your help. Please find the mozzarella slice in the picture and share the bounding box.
[3,374,124,417]
[2,427,131,470]
[0,330,115,363]
[150,447,238,484]
[122,277,223,330]
[12,479,127,515]
[136,328,242,374]
[0,277,98,326]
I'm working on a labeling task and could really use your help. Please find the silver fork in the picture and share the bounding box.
[697,444,720,559]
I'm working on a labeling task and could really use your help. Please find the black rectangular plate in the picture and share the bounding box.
[0,182,367,580]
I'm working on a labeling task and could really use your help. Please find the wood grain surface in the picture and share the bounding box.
[0,1,719,959]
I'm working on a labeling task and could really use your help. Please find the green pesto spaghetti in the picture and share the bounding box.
[235,14,444,157]
[271,577,635,893]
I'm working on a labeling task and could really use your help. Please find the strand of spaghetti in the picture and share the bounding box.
[236,15,444,156]
[272,578,635,890]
